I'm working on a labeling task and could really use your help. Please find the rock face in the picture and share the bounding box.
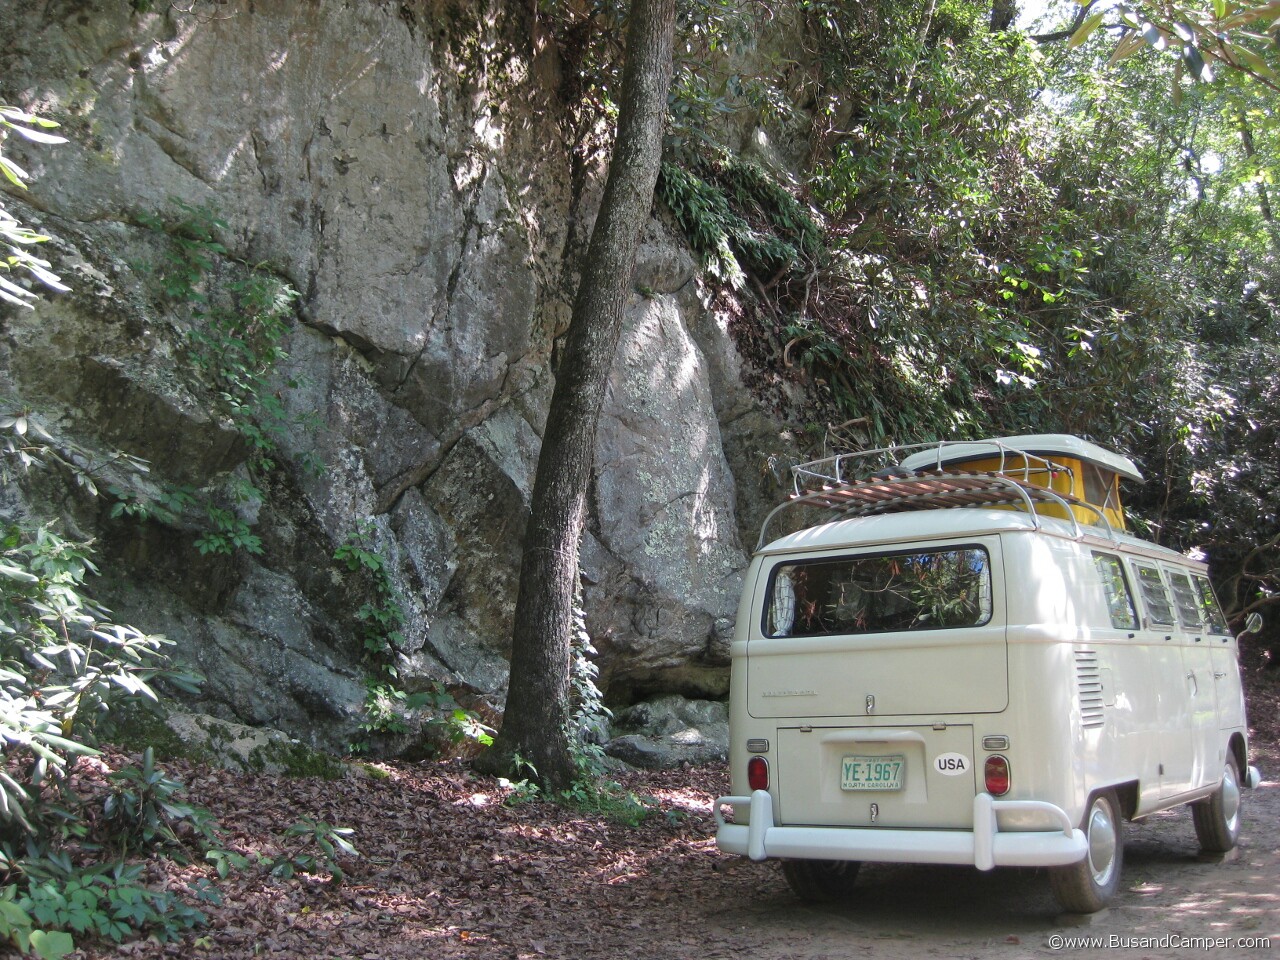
[0,0,791,751]
[605,695,730,770]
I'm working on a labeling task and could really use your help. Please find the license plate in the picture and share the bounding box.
[841,755,905,791]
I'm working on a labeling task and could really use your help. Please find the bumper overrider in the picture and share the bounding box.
[713,790,1088,871]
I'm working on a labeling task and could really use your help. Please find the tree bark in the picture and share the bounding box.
[1236,109,1279,250]
[477,0,677,790]
[989,0,1017,33]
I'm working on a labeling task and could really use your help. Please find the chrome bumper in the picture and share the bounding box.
[713,790,1087,871]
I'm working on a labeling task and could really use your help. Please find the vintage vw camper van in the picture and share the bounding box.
[714,435,1261,913]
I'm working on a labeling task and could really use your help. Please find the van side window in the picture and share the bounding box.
[1132,562,1175,627]
[1092,552,1137,629]
[1166,570,1203,629]
[1193,575,1229,635]
[764,547,992,638]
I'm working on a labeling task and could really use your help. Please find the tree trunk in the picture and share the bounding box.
[1236,110,1279,250]
[477,0,677,790]
[989,0,1017,32]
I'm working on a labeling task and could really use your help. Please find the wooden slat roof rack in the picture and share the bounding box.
[758,440,1121,551]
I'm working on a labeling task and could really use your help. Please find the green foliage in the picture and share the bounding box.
[0,525,222,953]
[0,113,239,955]
[106,482,197,526]
[0,506,362,945]
[0,416,228,954]
[649,0,1277,651]
[194,503,263,556]
[657,154,821,289]
[0,525,201,834]
[137,200,311,558]
[0,106,69,309]
[496,581,651,823]
[268,819,359,884]
[103,748,218,855]
[351,681,418,747]
[554,767,653,827]
[569,597,609,747]
[334,520,406,663]
[352,678,495,755]
[556,588,650,825]
[499,751,653,827]
[9,861,214,947]
[336,522,494,755]
[1064,0,1280,96]
[0,886,74,960]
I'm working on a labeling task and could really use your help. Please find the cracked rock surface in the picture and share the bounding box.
[0,0,794,749]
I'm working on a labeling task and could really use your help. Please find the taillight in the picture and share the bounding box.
[747,756,770,792]
[984,755,1010,796]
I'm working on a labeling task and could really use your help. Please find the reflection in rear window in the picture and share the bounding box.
[765,547,992,638]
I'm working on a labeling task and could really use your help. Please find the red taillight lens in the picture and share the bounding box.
[747,756,770,792]
[984,755,1010,796]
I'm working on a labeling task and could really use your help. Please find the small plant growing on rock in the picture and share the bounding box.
[134,199,316,558]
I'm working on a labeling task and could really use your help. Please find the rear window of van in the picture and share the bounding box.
[764,547,992,638]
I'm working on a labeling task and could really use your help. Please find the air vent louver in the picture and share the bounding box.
[1075,649,1105,729]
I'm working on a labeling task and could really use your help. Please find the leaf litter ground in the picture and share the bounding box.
[72,665,1280,960]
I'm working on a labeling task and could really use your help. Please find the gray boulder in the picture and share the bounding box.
[605,694,729,769]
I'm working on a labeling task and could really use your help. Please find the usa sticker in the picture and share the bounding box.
[934,753,971,775]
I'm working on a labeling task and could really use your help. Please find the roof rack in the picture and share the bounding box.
[759,442,1117,551]
[789,440,1087,496]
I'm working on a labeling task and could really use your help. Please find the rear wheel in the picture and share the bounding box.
[1193,753,1242,854]
[781,859,861,902]
[1050,790,1124,914]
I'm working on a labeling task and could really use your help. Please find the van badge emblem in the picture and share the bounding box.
[866,695,875,714]
[934,753,971,775]
[870,802,879,823]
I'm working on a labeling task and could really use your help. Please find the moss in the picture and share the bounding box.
[104,705,345,779]
[104,703,212,764]
[273,742,346,780]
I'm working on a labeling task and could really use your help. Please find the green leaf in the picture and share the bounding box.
[1182,44,1214,82]
[1108,31,1147,64]
[7,125,68,145]
[0,562,39,583]
[29,929,75,960]
[0,154,30,187]
[1068,11,1106,49]
[1231,44,1278,79]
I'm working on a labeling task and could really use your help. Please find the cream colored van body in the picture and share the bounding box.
[714,437,1259,912]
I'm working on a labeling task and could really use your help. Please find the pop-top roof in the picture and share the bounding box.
[759,435,1144,551]
[897,434,1142,481]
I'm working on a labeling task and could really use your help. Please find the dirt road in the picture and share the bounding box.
[693,744,1279,960]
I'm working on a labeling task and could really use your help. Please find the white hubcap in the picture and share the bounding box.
[1222,763,1241,833]
[1086,799,1118,887]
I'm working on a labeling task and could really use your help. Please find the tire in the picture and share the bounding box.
[1193,753,1242,854]
[780,859,861,902]
[1050,790,1124,914]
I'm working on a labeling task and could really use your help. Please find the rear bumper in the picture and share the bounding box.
[713,791,1087,871]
